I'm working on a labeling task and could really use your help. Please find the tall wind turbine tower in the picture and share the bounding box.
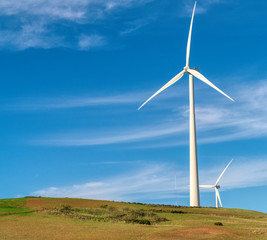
[138,2,233,207]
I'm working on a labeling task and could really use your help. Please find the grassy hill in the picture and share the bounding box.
[0,197,266,240]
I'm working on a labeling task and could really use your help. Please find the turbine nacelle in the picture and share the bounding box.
[193,67,200,72]
[184,66,200,72]
[215,185,220,189]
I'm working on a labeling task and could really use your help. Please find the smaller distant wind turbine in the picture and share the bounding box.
[200,159,233,208]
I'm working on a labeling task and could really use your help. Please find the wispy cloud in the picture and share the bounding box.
[0,0,153,22]
[0,0,229,50]
[31,158,267,202]
[33,123,187,147]
[0,22,64,50]
[25,78,267,147]
[2,85,186,112]
[32,163,185,201]
[0,0,154,50]
[183,0,225,16]
[2,91,156,111]
[2,76,267,147]
[78,34,106,49]
[120,19,149,35]
[0,0,88,21]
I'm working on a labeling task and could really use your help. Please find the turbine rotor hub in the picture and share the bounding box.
[184,66,189,72]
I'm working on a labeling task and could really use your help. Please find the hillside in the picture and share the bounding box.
[0,197,266,240]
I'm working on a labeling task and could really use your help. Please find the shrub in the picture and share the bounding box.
[171,210,184,214]
[60,205,73,214]
[126,218,151,225]
[214,222,223,226]
[153,216,168,223]
[138,219,151,225]
[100,204,108,209]
[75,215,91,220]
[132,209,145,217]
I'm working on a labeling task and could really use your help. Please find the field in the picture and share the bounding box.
[0,197,266,240]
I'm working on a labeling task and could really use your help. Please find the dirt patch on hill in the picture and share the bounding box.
[147,226,249,240]
[25,198,122,210]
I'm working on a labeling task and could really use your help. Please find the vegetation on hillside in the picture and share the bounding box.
[0,197,266,240]
[43,204,168,225]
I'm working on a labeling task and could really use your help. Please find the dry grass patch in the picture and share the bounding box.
[26,198,122,210]
[0,213,159,240]
[146,226,251,240]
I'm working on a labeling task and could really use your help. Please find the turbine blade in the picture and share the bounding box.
[215,159,233,186]
[187,68,234,102]
[216,188,223,207]
[199,185,214,188]
[138,70,185,110]
[186,1,197,67]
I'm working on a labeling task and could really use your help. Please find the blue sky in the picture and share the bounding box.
[0,0,267,213]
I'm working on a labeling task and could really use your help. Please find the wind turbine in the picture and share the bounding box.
[138,1,234,207]
[200,159,233,208]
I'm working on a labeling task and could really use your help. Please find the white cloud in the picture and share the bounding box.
[31,158,267,202]
[78,34,106,49]
[24,79,267,147]
[34,123,186,146]
[120,19,149,35]
[3,76,267,148]
[2,91,155,111]
[183,0,224,16]
[32,164,185,201]
[0,0,152,21]
[0,0,88,21]
[0,0,153,50]
[0,0,229,50]
[0,22,63,50]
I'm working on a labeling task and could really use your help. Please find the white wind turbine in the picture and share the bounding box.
[138,1,234,207]
[200,159,233,208]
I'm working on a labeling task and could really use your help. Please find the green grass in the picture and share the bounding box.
[0,198,32,214]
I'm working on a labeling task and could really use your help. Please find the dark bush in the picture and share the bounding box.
[154,217,168,223]
[75,215,91,220]
[60,205,73,214]
[126,218,151,225]
[138,219,151,225]
[214,222,223,226]
[132,209,145,217]
[100,204,108,209]
[171,210,185,214]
